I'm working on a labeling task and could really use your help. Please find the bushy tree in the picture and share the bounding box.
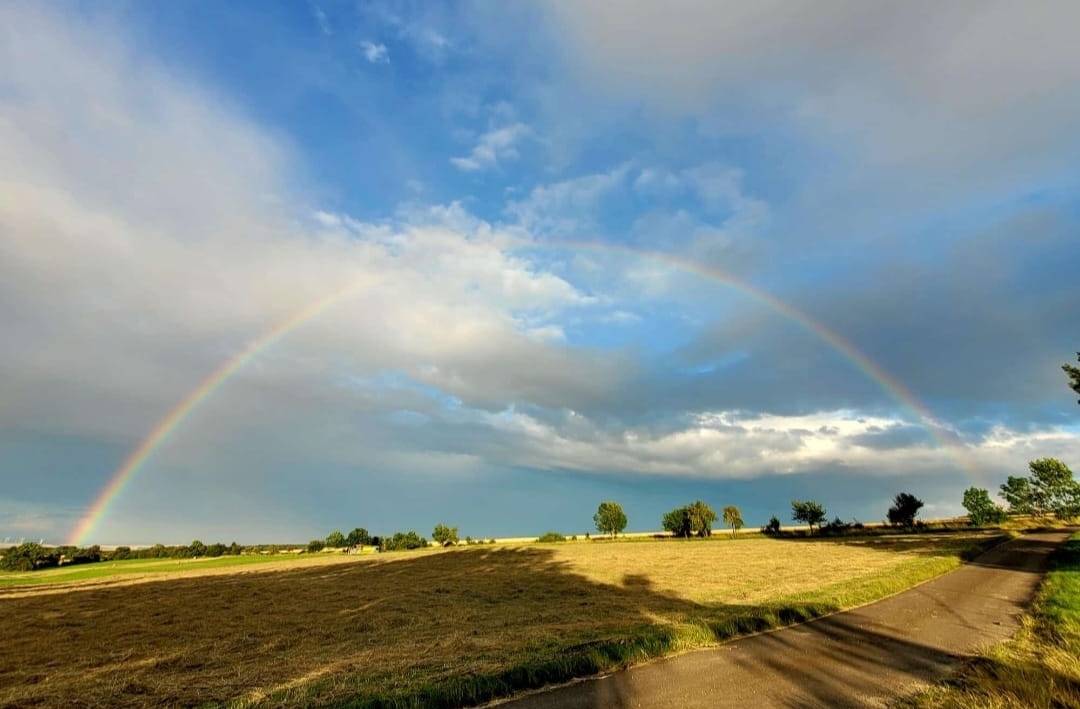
[662,501,717,537]
[383,531,427,551]
[1001,458,1079,518]
[188,540,207,558]
[962,487,1008,526]
[325,530,347,548]
[722,505,744,538]
[228,542,242,555]
[205,543,227,558]
[791,500,827,534]
[306,539,325,553]
[432,524,459,546]
[887,493,924,528]
[346,527,372,547]
[0,542,58,571]
[537,531,566,543]
[762,516,782,535]
[593,501,628,538]
[111,545,132,561]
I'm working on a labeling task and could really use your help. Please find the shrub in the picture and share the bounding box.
[306,539,326,553]
[537,532,566,543]
[383,531,428,551]
[110,546,132,561]
[762,516,782,535]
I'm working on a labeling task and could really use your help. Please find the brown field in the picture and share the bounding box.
[0,532,1001,709]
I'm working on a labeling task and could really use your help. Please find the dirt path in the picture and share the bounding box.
[495,530,1071,709]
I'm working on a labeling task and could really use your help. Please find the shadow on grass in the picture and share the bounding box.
[0,532,1057,709]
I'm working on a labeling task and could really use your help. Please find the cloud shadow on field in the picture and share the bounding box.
[0,534,1050,709]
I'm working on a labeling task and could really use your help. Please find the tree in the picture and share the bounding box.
[887,492,924,527]
[1064,352,1080,404]
[593,501,628,538]
[1002,458,1080,518]
[962,487,1008,526]
[346,527,372,547]
[383,531,427,551]
[662,501,717,537]
[306,539,325,553]
[205,542,227,558]
[791,500,827,534]
[1000,475,1036,514]
[432,524,459,546]
[188,539,207,558]
[762,516,782,535]
[722,505,744,538]
[1029,458,1080,518]
[325,530,347,548]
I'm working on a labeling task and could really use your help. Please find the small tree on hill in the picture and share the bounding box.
[593,501,628,538]
[791,500,827,534]
[887,493,924,528]
[188,539,207,558]
[325,530,347,548]
[432,524,459,546]
[722,505,744,538]
[346,527,372,547]
[662,501,717,537]
[962,487,1008,526]
[306,539,325,553]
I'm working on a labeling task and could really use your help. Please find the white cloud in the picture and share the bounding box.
[310,3,331,35]
[360,40,389,64]
[450,122,529,172]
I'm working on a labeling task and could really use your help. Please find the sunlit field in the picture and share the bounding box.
[0,532,1002,709]
[0,551,366,590]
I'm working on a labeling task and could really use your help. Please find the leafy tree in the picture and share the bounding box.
[325,530,347,548]
[383,531,427,551]
[722,505,744,538]
[306,539,325,553]
[1064,352,1080,404]
[593,501,628,538]
[537,531,566,543]
[1002,458,1080,518]
[1030,458,1080,518]
[228,542,242,555]
[432,524,459,546]
[662,501,717,537]
[111,545,132,561]
[346,527,372,547]
[205,542,227,558]
[1000,475,1036,514]
[762,516,781,535]
[188,540,207,558]
[0,542,58,571]
[962,487,1008,526]
[791,500,827,534]
[887,492,924,527]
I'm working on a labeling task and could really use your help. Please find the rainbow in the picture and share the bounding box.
[68,243,974,545]
[66,276,379,546]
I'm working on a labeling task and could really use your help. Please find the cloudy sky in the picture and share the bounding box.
[2,1,1078,545]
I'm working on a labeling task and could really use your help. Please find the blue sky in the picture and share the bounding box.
[1,1,1079,545]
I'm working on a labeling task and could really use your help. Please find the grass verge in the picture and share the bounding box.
[899,532,1080,709]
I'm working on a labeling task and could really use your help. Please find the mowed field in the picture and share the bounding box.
[0,532,1002,709]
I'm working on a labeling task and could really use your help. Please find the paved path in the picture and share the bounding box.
[495,530,1071,709]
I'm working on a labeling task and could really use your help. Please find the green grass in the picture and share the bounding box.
[0,552,344,587]
[899,532,1080,709]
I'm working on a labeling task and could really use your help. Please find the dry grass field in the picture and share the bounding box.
[0,532,1002,709]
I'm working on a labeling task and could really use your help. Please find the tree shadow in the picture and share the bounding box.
[0,533,1067,709]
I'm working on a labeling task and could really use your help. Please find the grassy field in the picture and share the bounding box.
[0,551,365,589]
[0,531,1003,709]
[899,532,1080,709]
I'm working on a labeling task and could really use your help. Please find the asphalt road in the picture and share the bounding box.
[494,530,1071,709]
